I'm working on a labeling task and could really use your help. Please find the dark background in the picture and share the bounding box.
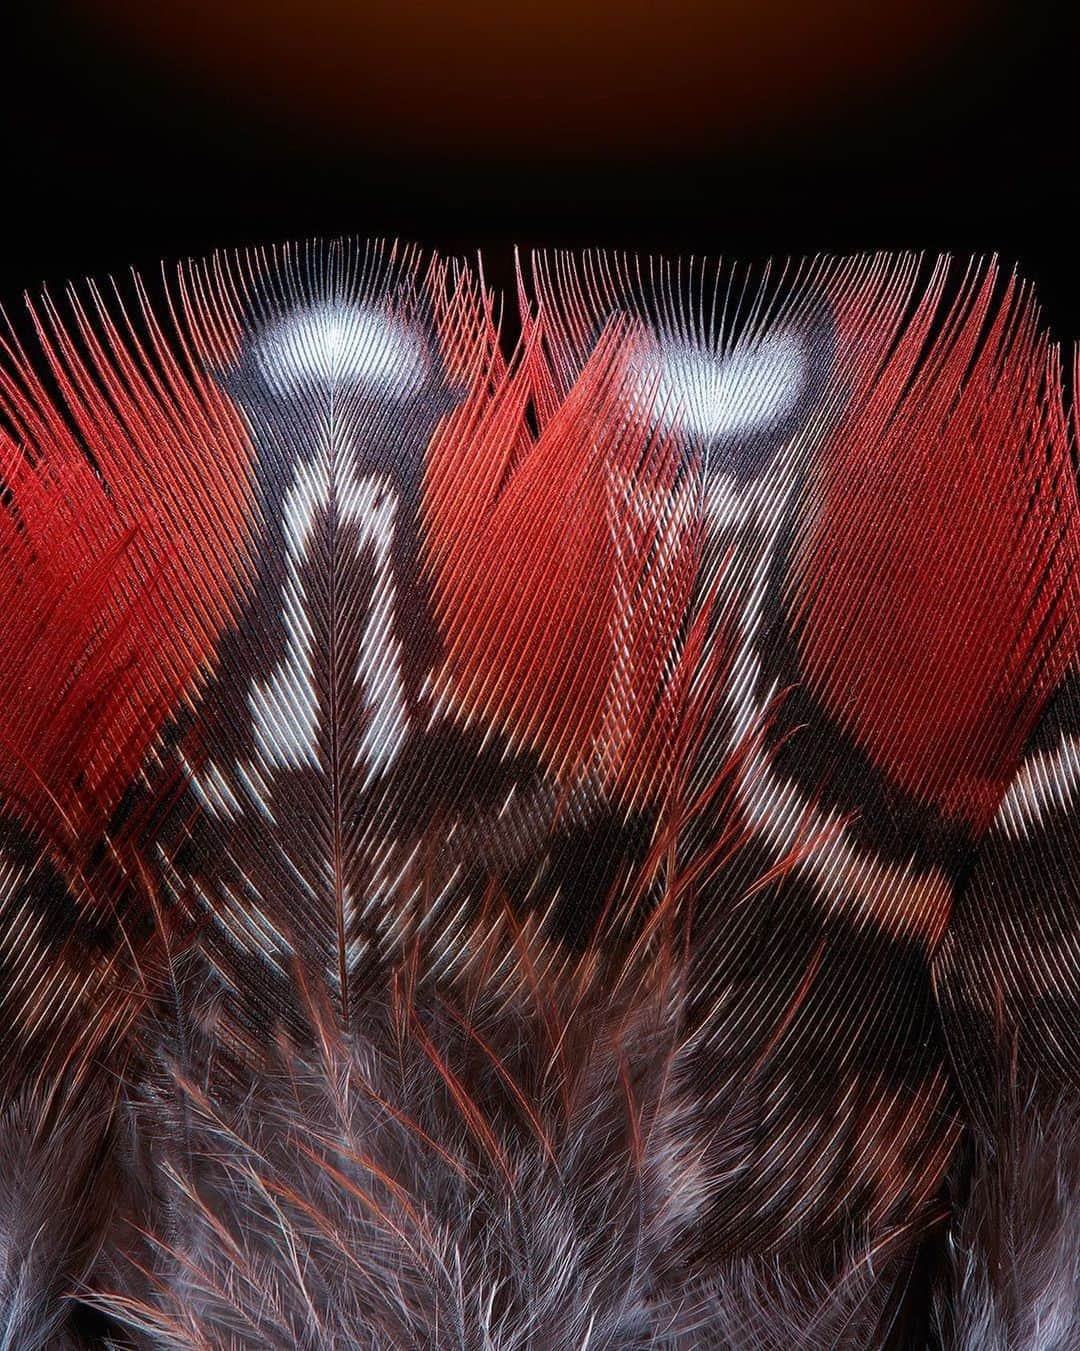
[1,1,1075,339]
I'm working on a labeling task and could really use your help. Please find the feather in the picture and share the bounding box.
[0,1075,118,1350]
[0,270,255,1084]
[933,1085,1080,1350]
[146,241,708,1052]
[523,252,1074,1275]
[0,275,253,846]
[932,347,1080,1124]
[0,240,1076,1345]
[934,662,1080,1126]
[87,899,924,1350]
[926,370,1080,1348]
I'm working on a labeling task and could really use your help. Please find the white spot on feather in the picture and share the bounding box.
[635,329,807,443]
[255,303,427,396]
[350,479,411,786]
[249,457,324,773]
[249,452,409,785]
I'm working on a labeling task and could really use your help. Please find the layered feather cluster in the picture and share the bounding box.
[0,241,1076,1348]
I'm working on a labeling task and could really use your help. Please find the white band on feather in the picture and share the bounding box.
[995,734,1080,840]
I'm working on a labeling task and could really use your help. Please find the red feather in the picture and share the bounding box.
[0,281,255,849]
[791,262,1077,828]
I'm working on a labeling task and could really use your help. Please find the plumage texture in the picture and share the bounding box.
[933,1090,1080,1350]
[0,1077,117,1349]
[0,240,1076,1347]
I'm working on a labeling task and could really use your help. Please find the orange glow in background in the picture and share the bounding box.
[77,0,980,156]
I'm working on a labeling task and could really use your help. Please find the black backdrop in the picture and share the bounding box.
[1,1,1075,339]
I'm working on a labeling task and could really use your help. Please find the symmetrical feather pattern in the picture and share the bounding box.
[0,240,1076,1348]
